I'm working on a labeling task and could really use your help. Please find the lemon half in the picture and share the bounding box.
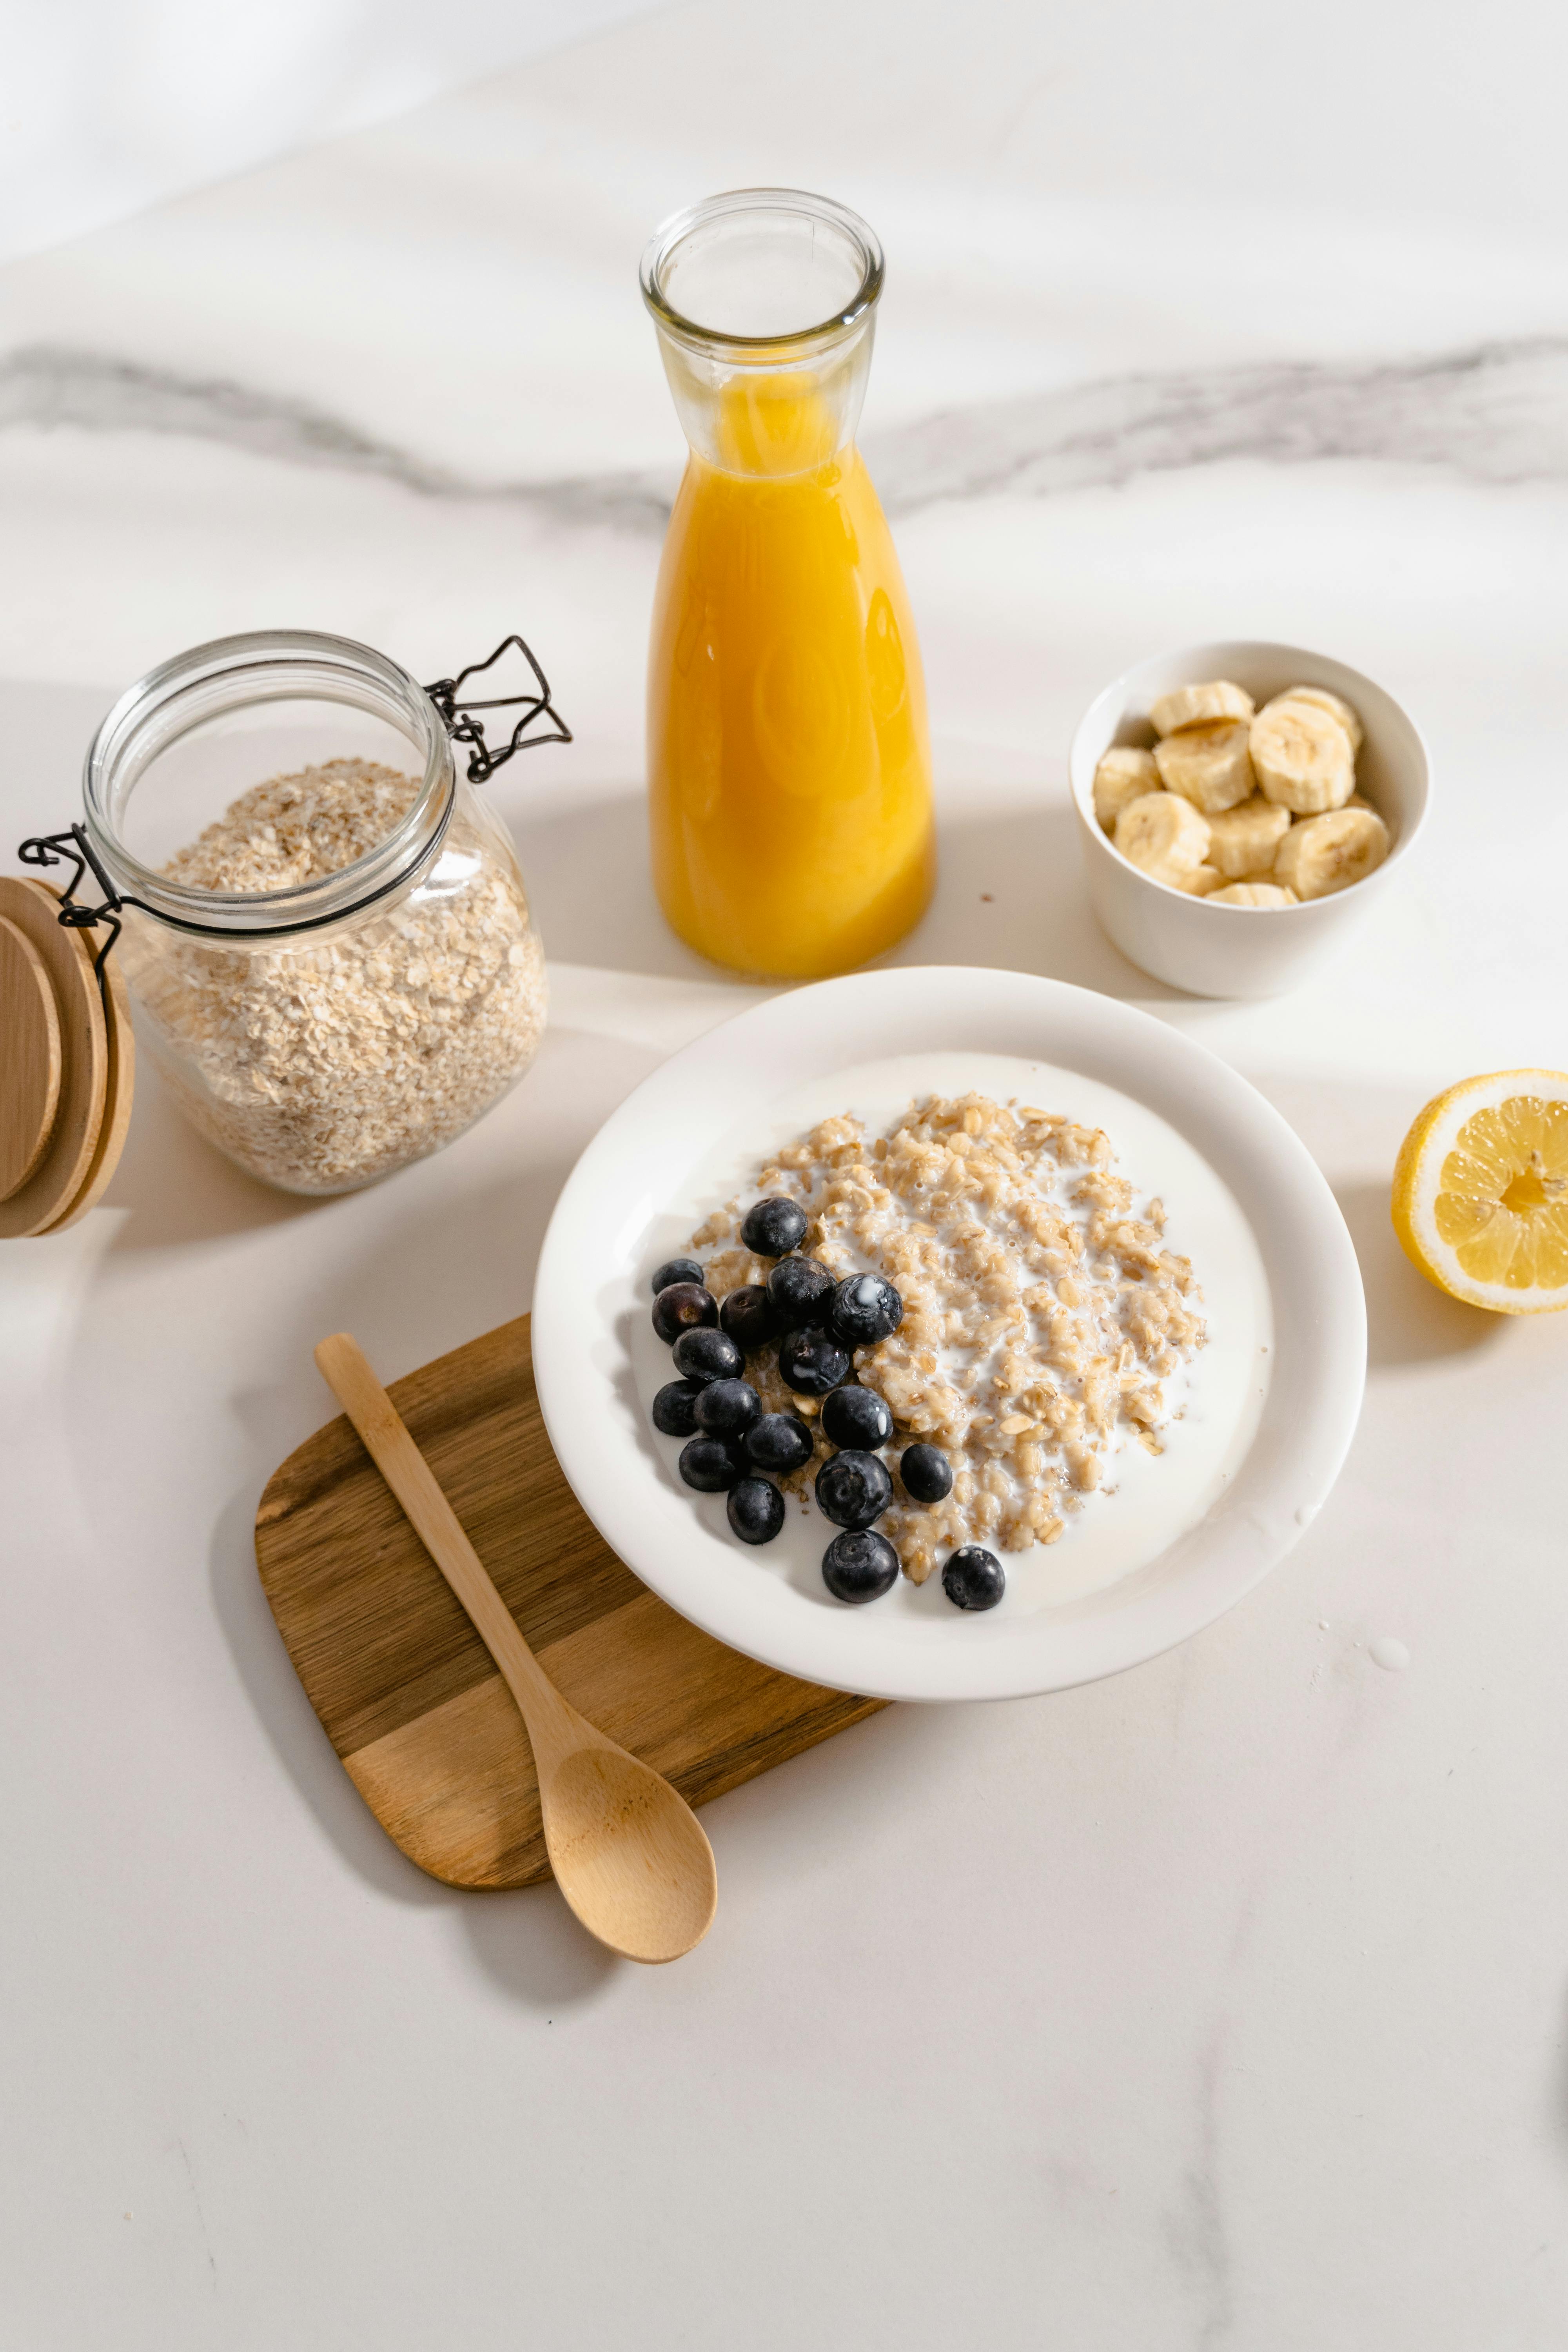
[1392,1069,1568,1313]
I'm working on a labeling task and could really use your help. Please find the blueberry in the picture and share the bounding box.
[779,1327,851,1396]
[652,1377,704,1438]
[653,1281,717,1345]
[727,1476,785,1545]
[822,1529,900,1604]
[899,1443,953,1504]
[671,1326,744,1385]
[679,1435,741,1493]
[650,1256,704,1298]
[693,1376,760,1440]
[820,1383,893,1451]
[741,1196,808,1258]
[815,1449,893,1530]
[942,1546,1005,1611]
[719,1283,781,1354]
[827,1273,904,1349]
[746,1413,815,1475]
[766,1254,836,1329]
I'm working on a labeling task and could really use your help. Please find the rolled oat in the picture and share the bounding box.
[686,1093,1205,1583]
[123,758,546,1193]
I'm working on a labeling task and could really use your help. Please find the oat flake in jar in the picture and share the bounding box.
[16,629,568,1201]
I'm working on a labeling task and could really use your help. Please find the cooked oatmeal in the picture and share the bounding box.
[686,1093,1206,1583]
[122,758,546,1193]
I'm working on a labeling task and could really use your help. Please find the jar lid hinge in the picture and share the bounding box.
[424,633,572,781]
[16,823,125,1009]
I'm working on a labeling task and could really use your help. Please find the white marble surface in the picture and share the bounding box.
[3,0,663,264]
[5,4,1568,2345]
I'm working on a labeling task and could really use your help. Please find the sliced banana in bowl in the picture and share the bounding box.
[1153,719,1255,813]
[1114,788,1212,889]
[1271,684,1363,754]
[1093,675,1386,900]
[1150,679,1254,734]
[1249,695,1356,814]
[1273,804,1390,900]
[1205,795,1290,879]
[1207,881,1299,907]
[1093,744,1159,832]
[1072,640,1430,996]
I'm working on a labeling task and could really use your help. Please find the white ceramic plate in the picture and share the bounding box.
[532,967,1365,1702]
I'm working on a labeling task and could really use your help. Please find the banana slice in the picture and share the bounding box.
[1150,680,1255,736]
[1207,881,1299,907]
[1093,745,1160,833]
[1273,684,1363,754]
[1154,720,1254,814]
[1179,864,1225,896]
[1273,805,1390,899]
[1115,790,1210,880]
[1250,698,1355,813]
[1204,793,1291,878]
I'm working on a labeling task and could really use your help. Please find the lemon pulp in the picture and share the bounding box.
[1432,1096,1568,1290]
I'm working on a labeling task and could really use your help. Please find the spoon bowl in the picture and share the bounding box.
[543,1746,719,1964]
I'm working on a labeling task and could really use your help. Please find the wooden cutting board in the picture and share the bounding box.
[255,1313,887,1889]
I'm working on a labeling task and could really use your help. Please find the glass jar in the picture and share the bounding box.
[641,187,935,981]
[80,630,549,1195]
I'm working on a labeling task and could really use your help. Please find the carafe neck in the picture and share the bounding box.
[655,327,875,479]
[641,188,883,481]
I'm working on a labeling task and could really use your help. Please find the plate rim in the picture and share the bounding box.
[532,965,1366,1702]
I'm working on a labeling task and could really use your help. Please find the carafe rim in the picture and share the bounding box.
[640,186,884,361]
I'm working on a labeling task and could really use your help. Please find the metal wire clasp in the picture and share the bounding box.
[17,824,123,995]
[424,633,572,782]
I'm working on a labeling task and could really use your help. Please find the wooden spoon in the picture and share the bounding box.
[314,1332,717,1964]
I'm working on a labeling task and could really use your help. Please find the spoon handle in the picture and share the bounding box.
[313,1331,582,1763]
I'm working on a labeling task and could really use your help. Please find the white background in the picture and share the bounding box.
[0,0,663,261]
[5,3,1568,2347]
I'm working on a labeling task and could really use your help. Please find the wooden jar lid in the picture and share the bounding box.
[0,914,62,1196]
[0,877,135,1238]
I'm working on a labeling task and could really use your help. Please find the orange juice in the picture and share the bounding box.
[648,373,935,978]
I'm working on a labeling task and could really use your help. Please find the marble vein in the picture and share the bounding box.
[0,345,675,530]
[1167,2021,1236,2352]
[874,336,1568,511]
[5,337,1568,534]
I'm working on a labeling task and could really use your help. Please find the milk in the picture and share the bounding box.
[633,1051,1273,1621]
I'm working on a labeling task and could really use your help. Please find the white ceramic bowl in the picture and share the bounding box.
[1070,639,1430,998]
[532,966,1365,1704]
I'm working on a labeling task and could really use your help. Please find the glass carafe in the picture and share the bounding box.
[641,189,935,980]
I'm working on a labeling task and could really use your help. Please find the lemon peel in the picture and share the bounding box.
[1392,1070,1568,1314]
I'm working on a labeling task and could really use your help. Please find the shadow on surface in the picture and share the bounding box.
[879,802,1178,1002]
[218,1152,583,1494]
[209,1485,445,1911]
[213,1467,622,2007]
[519,792,727,985]
[214,1467,618,2007]
[462,1886,621,2005]
[518,786,1177,1002]
[1332,1179,1503,1371]
[105,1056,327,1249]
